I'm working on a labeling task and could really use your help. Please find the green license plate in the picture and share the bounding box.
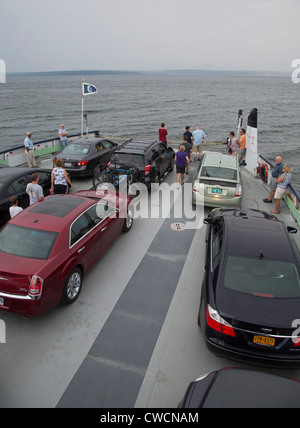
[212,188,223,194]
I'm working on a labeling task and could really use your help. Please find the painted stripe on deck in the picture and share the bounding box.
[57,189,196,408]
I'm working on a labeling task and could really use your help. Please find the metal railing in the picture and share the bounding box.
[0,131,101,167]
[258,154,300,208]
[0,130,101,156]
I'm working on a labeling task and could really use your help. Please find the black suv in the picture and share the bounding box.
[108,139,175,189]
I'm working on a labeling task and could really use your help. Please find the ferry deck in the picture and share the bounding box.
[1,153,300,408]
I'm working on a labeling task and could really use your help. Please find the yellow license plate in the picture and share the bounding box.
[253,335,275,347]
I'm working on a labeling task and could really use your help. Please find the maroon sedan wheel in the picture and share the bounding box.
[61,267,83,305]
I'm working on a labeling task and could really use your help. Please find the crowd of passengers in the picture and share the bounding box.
[8,125,293,219]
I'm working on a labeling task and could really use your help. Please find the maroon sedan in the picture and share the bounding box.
[0,190,133,317]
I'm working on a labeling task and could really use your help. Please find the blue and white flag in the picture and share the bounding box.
[82,82,98,96]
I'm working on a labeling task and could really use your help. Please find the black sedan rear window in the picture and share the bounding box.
[0,224,58,260]
[224,256,300,298]
[201,167,237,181]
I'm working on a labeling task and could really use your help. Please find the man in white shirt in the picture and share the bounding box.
[26,173,44,205]
[9,196,23,218]
[59,124,69,150]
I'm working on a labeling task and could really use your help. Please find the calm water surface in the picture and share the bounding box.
[0,73,299,184]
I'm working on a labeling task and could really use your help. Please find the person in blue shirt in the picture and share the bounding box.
[263,156,284,203]
[271,164,292,214]
[24,132,37,168]
[192,124,206,161]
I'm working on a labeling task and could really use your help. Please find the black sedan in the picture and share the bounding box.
[179,368,300,408]
[199,207,300,367]
[53,137,118,177]
[0,167,52,228]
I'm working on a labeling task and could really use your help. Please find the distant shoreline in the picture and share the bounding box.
[6,69,290,78]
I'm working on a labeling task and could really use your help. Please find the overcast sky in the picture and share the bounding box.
[0,0,299,73]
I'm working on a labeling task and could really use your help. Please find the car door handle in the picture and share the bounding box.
[78,246,85,253]
[101,226,107,232]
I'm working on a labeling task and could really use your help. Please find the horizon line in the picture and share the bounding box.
[6,68,290,77]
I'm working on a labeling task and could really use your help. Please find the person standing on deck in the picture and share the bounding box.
[237,128,246,165]
[175,145,190,189]
[59,124,69,150]
[158,123,168,144]
[183,126,193,146]
[192,124,206,161]
[271,165,292,214]
[227,131,238,156]
[51,158,73,194]
[26,173,44,205]
[24,132,37,168]
[180,135,193,175]
[263,156,284,203]
[9,196,23,218]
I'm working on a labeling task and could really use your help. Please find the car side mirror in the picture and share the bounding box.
[287,226,298,234]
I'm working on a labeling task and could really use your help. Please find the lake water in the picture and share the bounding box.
[0,73,299,185]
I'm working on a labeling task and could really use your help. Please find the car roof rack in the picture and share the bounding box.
[116,139,158,154]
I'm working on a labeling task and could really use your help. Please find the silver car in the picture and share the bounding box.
[192,152,242,208]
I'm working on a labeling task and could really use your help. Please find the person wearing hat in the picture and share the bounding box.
[24,132,37,168]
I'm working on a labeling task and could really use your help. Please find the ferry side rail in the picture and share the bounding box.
[259,154,300,229]
[0,131,101,167]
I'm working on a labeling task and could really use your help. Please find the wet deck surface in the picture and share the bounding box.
[1,159,300,408]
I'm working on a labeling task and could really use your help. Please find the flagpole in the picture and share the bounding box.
[81,79,84,137]
[81,80,97,138]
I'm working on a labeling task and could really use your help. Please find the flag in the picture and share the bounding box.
[82,82,98,96]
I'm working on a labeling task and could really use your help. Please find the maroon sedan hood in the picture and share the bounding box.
[0,252,45,296]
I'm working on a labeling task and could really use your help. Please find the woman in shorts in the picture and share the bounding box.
[271,165,292,214]
[51,158,73,194]
[175,145,190,189]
